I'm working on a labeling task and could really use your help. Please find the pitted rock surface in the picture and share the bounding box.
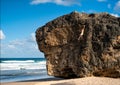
[36,11,120,78]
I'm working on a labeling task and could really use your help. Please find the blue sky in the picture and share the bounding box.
[0,0,120,58]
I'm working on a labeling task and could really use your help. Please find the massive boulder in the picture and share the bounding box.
[36,11,120,78]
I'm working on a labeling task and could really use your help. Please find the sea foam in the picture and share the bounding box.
[1,60,46,70]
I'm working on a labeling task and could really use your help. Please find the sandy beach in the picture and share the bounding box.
[1,77,120,85]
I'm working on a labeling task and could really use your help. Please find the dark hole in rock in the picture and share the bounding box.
[61,66,78,78]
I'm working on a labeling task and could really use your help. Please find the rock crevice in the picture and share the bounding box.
[36,12,120,78]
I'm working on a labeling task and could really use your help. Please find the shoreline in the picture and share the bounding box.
[1,77,120,85]
[21,77,65,82]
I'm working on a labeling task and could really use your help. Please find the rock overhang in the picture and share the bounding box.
[36,11,120,78]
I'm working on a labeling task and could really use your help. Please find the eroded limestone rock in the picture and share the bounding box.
[36,12,120,78]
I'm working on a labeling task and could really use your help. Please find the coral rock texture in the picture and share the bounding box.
[36,11,120,78]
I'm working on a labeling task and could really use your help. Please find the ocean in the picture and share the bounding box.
[0,58,53,83]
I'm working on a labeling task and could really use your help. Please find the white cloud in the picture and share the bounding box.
[108,4,111,9]
[8,44,16,49]
[26,33,36,43]
[114,1,120,13]
[110,13,119,17]
[0,30,5,40]
[1,33,42,58]
[31,33,36,42]
[30,0,80,6]
[7,40,24,49]
[87,10,97,13]
[9,40,24,45]
[97,0,106,2]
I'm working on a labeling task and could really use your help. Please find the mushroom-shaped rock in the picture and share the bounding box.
[36,12,120,78]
